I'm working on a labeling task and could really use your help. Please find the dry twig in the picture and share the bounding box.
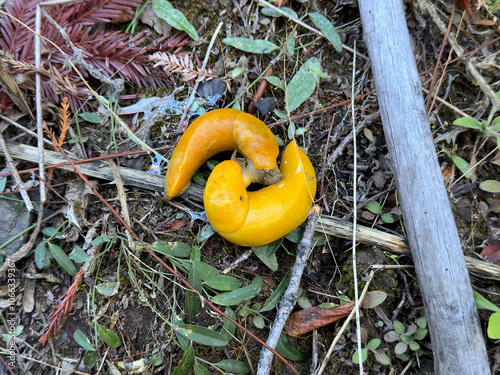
[257,205,321,375]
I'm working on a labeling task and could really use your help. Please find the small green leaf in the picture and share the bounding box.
[491,117,500,132]
[487,312,500,339]
[474,291,500,312]
[416,316,427,328]
[197,223,215,242]
[34,240,49,269]
[83,350,97,368]
[276,333,305,361]
[309,12,342,53]
[362,291,387,309]
[95,281,119,297]
[381,213,394,223]
[221,277,263,305]
[193,363,212,375]
[79,112,101,123]
[450,154,472,178]
[384,330,400,342]
[393,320,405,334]
[231,67,244,78]
[216,359,251,374]
[175,325,229,346]
[367,338,381,350]
[479,180,500,193]
[373,349,391,365]
[48,242,77,276]
[152,0,199,41]
[366,201,382,215]
[69,245,88,263]
[74,330,95,351]
[192,260,220,281]
[287,121,295,140]
[297,295,312,309]
[206,160,219,170]
[172,344,195,375]
[394,342,408,355]
[42,227,59,237]
[172,314,188,350]
[192,172,206,186]
[364,128,374,143]
[287,30,297,56]
[261,6,298,19]
[252,240,281,271]
[264,76,285,90]
[253,314,265,329]
[409,341,420,351]
[91,235,111,246]
[453,117,482,129]
[413,328,428,340]
[261,271,290,312]
[285,57,323,113]
[352,348,368,364]
[218,307,236,347]
[203,275,242,291]
[186,266,201,323]
[295,127,307,136]
[223,37,279,54]
[97,324,121,348]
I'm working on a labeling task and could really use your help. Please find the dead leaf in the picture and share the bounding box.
[481,241,500,265]
[166,219,188,230]
[284,301,355,336]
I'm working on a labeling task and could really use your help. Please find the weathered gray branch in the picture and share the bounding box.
[358,1,490,373]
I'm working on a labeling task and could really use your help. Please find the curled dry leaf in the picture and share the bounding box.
[284,301,355,336]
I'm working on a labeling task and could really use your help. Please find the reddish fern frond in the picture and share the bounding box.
[39,269,83,344]
[150,52,217,83]
[0,0,191,109]
[50,0,142,26]
[0,0,38,59]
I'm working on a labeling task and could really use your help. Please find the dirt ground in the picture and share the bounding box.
[1,0,500,374]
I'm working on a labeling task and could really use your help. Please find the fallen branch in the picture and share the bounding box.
[256,205,321,375]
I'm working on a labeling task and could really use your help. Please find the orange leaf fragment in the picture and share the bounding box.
[284,301,355,336]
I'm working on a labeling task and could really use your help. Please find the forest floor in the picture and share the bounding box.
[1,0,500,374]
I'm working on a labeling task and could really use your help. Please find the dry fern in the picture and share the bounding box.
[150,52,217,83]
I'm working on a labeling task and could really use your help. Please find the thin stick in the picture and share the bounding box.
[35,4,45,204]
[350,41,363,374]
[0,133,33,211]
[0,115,53,146]
[256,206,321,375]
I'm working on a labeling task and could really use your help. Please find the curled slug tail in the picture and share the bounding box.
[204,160,249,234]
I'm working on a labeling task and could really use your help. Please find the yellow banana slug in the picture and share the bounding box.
[204,141,317,246]
[164,108,282,200]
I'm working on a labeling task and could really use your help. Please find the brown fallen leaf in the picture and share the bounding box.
[481,241,500,265]
[166,219,188,230]
[284,301,355,336]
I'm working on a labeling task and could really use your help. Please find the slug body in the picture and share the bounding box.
[164,108,282,200]
[204,141,317,246]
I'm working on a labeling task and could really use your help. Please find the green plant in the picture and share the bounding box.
[383,314,428,362]
[474,291,500,339]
